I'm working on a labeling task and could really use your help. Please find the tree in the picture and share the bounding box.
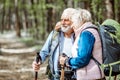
[22,0,29,31]
[45,0,54,33]
[14,0,21,37]
[1,0,6,33]
[105,0,113,19]
[30,0,39,39]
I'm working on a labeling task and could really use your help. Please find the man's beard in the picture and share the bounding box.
[61,26,72,32]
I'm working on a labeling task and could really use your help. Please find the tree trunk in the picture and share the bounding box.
[118,1,120,22]
[41,0,46,40]
[15,0,21,37]
[84,1,91,11]
[45,0,54,33]
[68,0,74,7]
[114,0,120,21]
[105,0,113,19]
[31,0,39,39]
[6,5,11,30]
[1,0,6,33]
[62,0,67,8]
[22,0,28,31]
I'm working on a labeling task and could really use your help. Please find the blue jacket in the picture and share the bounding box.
[68,30,95,69]
[39,30,74,75]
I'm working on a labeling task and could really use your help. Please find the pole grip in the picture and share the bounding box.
[60,66,64,80]
[35,52,40,80]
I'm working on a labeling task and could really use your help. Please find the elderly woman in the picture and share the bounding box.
[60,9,105,80]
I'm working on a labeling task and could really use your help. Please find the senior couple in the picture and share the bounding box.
[32,8,105,80]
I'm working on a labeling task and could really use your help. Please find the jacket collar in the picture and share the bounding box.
[74,22,93,37]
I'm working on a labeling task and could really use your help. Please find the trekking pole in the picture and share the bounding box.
[114,75,117,80]
[35,52,40,80]
[60,65,64,80]
[60,53,67,80]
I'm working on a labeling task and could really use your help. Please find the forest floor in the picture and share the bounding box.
[0,31,48,80]
[0,31,120,80]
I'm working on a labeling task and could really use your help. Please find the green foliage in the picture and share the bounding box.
[91,0,98,14]
[114,0,119,20]
[91,0,104,23]
[0,0,120,40]
[73,0,80,8]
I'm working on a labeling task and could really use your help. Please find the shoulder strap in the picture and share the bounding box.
[50,30,61,74]
[50,30,61,57]
[58,31,61,55]
[51,30,59,41]
[91,56,101,65]
[82,26,98,32]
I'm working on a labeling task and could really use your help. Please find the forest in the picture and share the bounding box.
[0,0,120,40]
[0,0,120,80]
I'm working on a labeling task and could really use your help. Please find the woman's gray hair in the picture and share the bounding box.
[71,9,92,28]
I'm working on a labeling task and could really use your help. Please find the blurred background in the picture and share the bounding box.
[0,0,120,80]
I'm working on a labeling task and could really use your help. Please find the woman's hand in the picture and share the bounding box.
[54,21,61,31]
[59,55,68,66]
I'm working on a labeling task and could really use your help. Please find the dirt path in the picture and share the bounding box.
[0,52,47,80]
[1,32,120,80]
[0,35,48,80]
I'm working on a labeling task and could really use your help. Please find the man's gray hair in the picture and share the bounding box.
[61,8,77,20]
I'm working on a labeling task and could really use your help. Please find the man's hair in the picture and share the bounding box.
[61,8,77,20]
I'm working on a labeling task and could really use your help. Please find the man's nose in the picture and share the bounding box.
[71,24,74,28]
[61,21,65,25]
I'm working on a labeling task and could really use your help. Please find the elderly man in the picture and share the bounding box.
[32,8,77,80]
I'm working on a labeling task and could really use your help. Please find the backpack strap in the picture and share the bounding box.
[82,26,98,32]
[91,56,103,79]
[48,30,61,75]
[91,56,101,65]
[58,31,61,55]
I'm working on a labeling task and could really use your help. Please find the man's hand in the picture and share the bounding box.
[32,61,41,72]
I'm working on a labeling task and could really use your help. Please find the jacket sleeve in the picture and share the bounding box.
[68,30,95,69]
[39,30,54,62]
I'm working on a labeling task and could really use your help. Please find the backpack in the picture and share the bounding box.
[91,19,120,77]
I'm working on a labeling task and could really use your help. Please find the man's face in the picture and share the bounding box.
[60,18,72,33]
